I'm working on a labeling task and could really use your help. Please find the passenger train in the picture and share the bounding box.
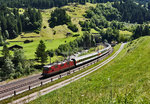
[42,43,111,77]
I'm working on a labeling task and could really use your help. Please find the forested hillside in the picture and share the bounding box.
[0,5,42,45]
[0,0,149,9]
[0,0,88,9]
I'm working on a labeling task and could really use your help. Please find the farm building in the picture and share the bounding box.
[8,45,23,50]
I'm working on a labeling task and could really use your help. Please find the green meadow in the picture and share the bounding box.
[29,36,150,104]
[0,37,76,60]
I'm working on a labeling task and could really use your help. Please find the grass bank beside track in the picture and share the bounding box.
[0,44,120,104]
[29,36,150,104]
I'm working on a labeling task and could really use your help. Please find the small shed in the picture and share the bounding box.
[9,45,23,50]
[24,40,33,44]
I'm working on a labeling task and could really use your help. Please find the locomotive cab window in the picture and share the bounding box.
[44,67,49,71]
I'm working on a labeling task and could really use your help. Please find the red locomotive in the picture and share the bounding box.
[43,60,75,77]
[42,44,111,77]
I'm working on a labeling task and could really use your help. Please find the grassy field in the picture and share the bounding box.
[29,36,150,104]
[119,30,133,36]
[0,37,76,60]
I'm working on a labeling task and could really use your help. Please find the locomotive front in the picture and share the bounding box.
[42,66,50,76]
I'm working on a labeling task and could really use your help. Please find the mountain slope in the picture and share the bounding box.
[29,36,150,103]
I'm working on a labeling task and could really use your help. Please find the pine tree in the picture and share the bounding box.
[148,2,150,10]
[35,40,48,64]
[2,57,15,80]
[16,62,24,74]
[1,17,7,32]
[143,25,150,36]
[17,18,22,33]
[0,32,4,45]
[13,49,25,67]
[2,45,10,58]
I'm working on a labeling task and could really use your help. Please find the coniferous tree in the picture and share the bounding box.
[143,25,150,36]
[35,40,48,64]
[0,5,42,41]
[0,32,4,45]
[2,45,10,59]
[14,62,23,78]
[17,18,22,33]
[148,2,150,10]
[1,57,15,80]
[13,49,26,67]
[1,17,7,32]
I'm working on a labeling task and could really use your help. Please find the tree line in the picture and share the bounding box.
[113,0,150,24]
[132,25,150,39]
[1,0,146,9]
[0,5,42,45]
[0,0,86,9]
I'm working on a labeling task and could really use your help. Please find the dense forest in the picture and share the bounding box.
[0,0,149,9]
[0,5,42,45]
[83,0,150,26]
[113,0,150,24]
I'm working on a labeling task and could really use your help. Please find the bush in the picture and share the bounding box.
[24,40,33,44]
[34,30,40,34]
[67,22,78,32]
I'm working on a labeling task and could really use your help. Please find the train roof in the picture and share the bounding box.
[44,59,72,68]
[74,48,108,61]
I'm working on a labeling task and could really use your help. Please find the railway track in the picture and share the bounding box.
[0,47,113,101]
